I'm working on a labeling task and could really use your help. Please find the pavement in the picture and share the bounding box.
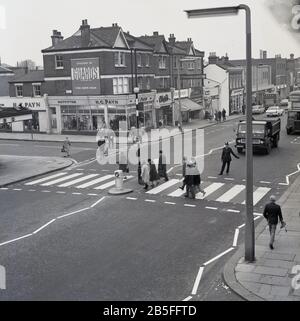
[0,155,73,187]
[224,172,300,301]
[0,114,244,143]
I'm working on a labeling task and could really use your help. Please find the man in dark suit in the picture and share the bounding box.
[219,142,239,175]
[263,195,284,250]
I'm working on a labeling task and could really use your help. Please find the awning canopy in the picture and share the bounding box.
[175,98,203,112]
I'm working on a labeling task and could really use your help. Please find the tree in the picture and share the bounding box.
[16,59,36,70]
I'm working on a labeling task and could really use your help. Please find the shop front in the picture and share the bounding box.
[155,92,173,126]
[230,88,244,115]
[0,97,48,132]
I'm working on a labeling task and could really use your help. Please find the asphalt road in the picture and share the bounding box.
[0,113,299,300]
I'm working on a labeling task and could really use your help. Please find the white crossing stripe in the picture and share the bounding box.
[25,172,67,185]
[146,179,180,195]
[216,184,245,203]
[242,187,271,206]
[40,173,83,186]
[76,175,114,189]
[168,187,185,197]
[58,174,99,187]
[94,176,133,190]
[196,182,224,199]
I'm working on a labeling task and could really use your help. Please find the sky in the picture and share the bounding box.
[0,0,299,66]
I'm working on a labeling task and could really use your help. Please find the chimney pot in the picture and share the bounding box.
[153,31,159,36]
[51,29,64,46]
[80,19,91,47]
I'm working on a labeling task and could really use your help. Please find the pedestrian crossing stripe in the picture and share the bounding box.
[24,172,272,206]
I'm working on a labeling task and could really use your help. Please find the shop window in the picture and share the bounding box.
[114,52,126,67]
[55,55,64,69]
[33,84,41,97]
[15,85,23,97]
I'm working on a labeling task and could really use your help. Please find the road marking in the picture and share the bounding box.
[56,191,66,194]
[146,179,180,195]
[254,212,263,216]
[183,296,193,301]
[224,178,235,181]
[87,193,98,196]
[57,207,90,219]
[203,247,234,266]
[0,188,8,190]
[93,180,116,190]
[58,174,99,187]
[41,190,51,193]
[168,188,186,198]
[126,197,137,200]
[260,181,271,184]
[0,234,32,247]
[76,175,114,189]
[28,189,36,192]
[196,182,224,200]
[184,204,196,207]
[233,229,239,247]
[167,166,174,174]
[205,206,218,210]
[216,185,245,203]
[72,192,82,195]
[278,163,300,186]
[13,188,22,191]
[164,201,176,205]
[145,199,156,203]
[25,172,67,185]
[227,209,240,213]
[191,266,204,295]
[254,216,261,221]
[90,196,106,208]
[33,219,56,234]
[76,169,85,171]
[238,223,245,229]
[207,176,217,179]
[242,187,271,206]
[41,173,83,187]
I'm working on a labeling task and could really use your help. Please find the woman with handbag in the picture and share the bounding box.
[61,137,71,157]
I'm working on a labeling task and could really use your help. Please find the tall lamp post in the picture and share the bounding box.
[134,86,142,183]
[185,5,254,262]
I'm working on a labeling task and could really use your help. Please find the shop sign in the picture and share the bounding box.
[71,58,101,95]
[231,88,244,96]
[0,97,46,110]
[155,92,171,108]
[173,89,190,100]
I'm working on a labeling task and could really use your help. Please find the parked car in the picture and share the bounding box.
[252,104,265,114]
[266,106,284,117]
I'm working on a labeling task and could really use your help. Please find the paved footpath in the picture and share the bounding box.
[224,172,300,301]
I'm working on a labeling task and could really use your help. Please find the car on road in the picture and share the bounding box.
[266,106,284,117]
[252,104,265,114]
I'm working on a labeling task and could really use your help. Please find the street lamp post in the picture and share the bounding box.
[134,86,142,184]
[185,5,255,262]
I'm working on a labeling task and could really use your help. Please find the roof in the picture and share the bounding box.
[138,35,168,53]
[0,66,14,74]
[123,33,153,51]
[42,25,127,52]
[9,70,44,83]
[0,107,32,118]
[166,43,187,55]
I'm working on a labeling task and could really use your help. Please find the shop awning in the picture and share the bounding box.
[175,98,203,112]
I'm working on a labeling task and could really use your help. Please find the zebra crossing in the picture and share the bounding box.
[23,171,272,206]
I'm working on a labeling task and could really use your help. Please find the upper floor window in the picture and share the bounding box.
[55,55,64,69]
[137,53,142,67]
[146,77,151,90]
[159,56,167,69]
[188,61,194,70]
[113,77,129,94]
[114,52,126,67]
[33,83,41,97]
[15,84,23,97]
[159,77,169,88]
[145,54,150,67]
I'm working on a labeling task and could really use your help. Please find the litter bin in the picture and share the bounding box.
[114,170,123,189]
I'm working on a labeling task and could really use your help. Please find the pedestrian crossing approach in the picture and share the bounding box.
[23,172,271,206]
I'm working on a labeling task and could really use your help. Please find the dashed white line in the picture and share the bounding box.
[233,229,239,247]
[41,190,51,193]
[28,189,36,192]
[254,212,263,216]
[207,176,217,179]
[87,193,98,196]
[145,199,156,203]
[260,181,271,184]
[72,192,82,195]
[0,188,8,190]
[205,206,218,210]
[126,197,137,200]
[13,188,22,191]
[56,191,66,194]
[203,247,234,266]
[227,209,240,213]
[164,201,176,205]
[191,266,204,295]
[224,178,235,181]
[183,296,193,301]
[184,204,196,208]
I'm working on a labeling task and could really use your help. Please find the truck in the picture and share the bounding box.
[235,118,281,154]
[286,90,300,134]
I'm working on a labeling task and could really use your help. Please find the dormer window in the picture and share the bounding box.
[15,84,23,97]
[33,83,41,97]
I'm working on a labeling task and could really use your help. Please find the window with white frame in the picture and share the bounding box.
[33,83,41,97]
[138,76,143,89]
[137,53,142,67]
[113,77,129,94]
[114,52,126,67]
[159,56,167,69]
[146,77,151,90]
[15,84,23,97]
[145,54,150,67]
[159,77,168,88]
[55,55,64,69]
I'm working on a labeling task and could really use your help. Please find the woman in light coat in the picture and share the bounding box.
[141,161,150,190]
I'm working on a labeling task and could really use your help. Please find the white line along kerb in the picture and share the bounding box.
[33,219,56,235]
[90,196,106,208]
[203,247,234,266]
[232,229,239,247]
[191,266,204,295]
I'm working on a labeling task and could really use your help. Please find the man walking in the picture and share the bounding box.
[263,195,284,250]
[222,108,226,122]
[158,150,169,181]
[219,142,239,175]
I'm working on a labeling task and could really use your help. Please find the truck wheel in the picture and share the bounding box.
[237,147,243,154]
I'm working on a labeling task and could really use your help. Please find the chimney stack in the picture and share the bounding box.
[290,53,294,60]
[208,52,218,64]
[153,31,159,36]
[187,37,192,43]
[168,34,176,46]
[80,19,90,47]
[51,30,64,46]
[112,23,118,27]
